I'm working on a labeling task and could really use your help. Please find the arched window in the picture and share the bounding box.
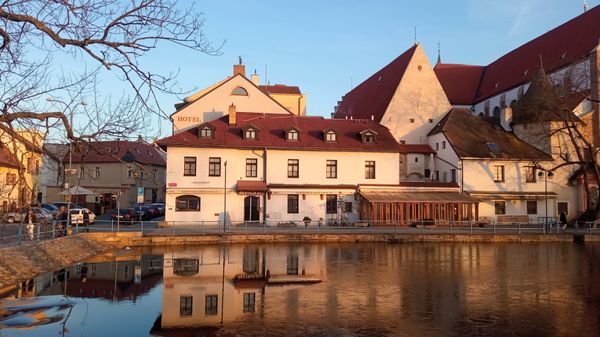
[231,87,248,96]
[510,100,517,108]
[176,195,200,212]
[493,106,501,119]
[325,130,337,142]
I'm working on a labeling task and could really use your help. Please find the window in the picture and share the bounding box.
[94,167,100,179]
[428,118,433,123]
[484,100,490,116]
[326,160,337,179]
[153,168,158,179]
[246,158,257,177]
[140,170,145,179]
[557,202,569,215]
[442,141,446,149]
[451,169,457,183]
[493,106,501,119]
[79,167,85,179]
[527,201,537,215]
[200,126,213,138]
[5,173,16,185]
[176,195,200,211]
[184,157,196,176]
[362,133,375,144]
[435,170,439,181]
[243,293,256,313]
[287,194,299,214]
[209,157,221,176]
[288,159,299,178]
[231,86,248,96]
[442,171,448,182]
[365,161,375,179]
[127,169,133,178]
[435,143,439,150]
[287,255,299,275]
[26,157,33,174]
[287,129,299,141]
[525,166,536,183]
[205,295,218,315]
[325,131,337,142]
[245,128,256,139]
[344,202,353,213]
[493,165,505,182]
[180,296,193,317]
[414,157,418,163]
[174,259,199,276]
[35,160,39,175]
[495,201,506,215]
[409,118,415,123]
[424,169,431,178]
[326,194,337,214]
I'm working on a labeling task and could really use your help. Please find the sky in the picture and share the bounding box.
[57,0,600,139]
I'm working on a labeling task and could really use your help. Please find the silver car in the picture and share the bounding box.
[3,207,54,224]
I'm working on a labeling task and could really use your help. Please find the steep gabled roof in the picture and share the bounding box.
[333,44,418,122]
[435,5,600,105]
[434,63,485,105]
[157,112,402,152]
[68,140,166,166]
[429,109,551,160]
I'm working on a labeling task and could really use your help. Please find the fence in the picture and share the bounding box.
[2,218,600,246]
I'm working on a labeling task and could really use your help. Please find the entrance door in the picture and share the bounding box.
[244,196,260,222]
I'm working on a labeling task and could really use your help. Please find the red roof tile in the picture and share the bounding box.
[333,44,418,122]
[68,140,166,166]
[0,144,20,169]
[398,144,435,154]
[359,182,460,188]
[259,84,302,95]
[434,63,485,105]
[237,180,268,193]
[157,112,401,152]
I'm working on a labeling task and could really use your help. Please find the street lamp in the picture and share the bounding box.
[222,161,227,236]
[537,168,555,233]
[46,97,87,234]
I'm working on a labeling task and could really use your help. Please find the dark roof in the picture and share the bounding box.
[333,44,418,122]
[398,144,435,154]
[429,109,552,160]
[436,5,600,105]
[157,112,402,152]
[259,84,302,95]
[68,140,166,166]
[434,63,485,105]
[0,143,20,169]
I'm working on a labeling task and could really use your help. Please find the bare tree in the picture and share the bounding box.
[0,0,219,208]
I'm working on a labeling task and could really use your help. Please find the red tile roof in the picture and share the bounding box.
[359,182,460,188]
[259,84,302,95]
[237,180,268,193]
[157,112,402,152]
[68,140,166,166]
[436,5,600,105]
[398,144,435,154]
[0,144,20,169]
[333,44,418,122]
[434,64,485,105]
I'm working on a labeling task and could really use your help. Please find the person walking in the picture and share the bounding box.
[25,207,34,240]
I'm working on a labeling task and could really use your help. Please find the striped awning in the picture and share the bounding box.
[360,191,479,203]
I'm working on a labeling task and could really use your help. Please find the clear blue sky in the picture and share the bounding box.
[104,0,600,137]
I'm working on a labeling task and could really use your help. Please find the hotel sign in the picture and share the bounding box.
[176,116,202,123]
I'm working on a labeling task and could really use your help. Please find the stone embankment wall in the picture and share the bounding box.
[0,234,117,291]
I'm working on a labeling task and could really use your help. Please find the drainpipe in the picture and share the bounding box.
[262,148,268,223]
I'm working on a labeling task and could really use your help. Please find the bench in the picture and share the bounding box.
[496,215,530,224]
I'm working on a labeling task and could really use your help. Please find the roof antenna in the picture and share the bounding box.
[238,56,243,65]
[584,0,588,12]
[265,64,269,86]
[436,41,442,65]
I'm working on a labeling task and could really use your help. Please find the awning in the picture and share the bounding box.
[236,180,268,193]
[467,191,558,200]
[58,185,97,196]
[360,191,479,203]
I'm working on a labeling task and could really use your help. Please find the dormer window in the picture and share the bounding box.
[360,129,377,144]
[245,128,256,139]
[198,123,215,138]
[231,87,248,96]
[324,130,337,142]
[286,128,300,141]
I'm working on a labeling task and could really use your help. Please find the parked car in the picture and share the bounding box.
[3,207,53,224]
[149,203,165,216]
[132,206,152,221]
[110,208,138,224]
[68,208,96,225]
[40,203,59,217]
[51,202,81,210]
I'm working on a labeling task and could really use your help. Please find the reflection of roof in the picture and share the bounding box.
[67,140,166,166]
[259,84,301,95]
[158,112,400,152]
[149,315,220,337]
[334,44,418,122]
[64,272,162,301]
[429,109,552,160]
[435,5,600,104]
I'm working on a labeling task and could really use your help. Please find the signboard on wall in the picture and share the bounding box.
[137,187,144,204]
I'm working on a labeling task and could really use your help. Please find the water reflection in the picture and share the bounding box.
[0,243,599,337]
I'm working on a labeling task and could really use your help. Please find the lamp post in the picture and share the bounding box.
[537,167,554,234]
[46,97,87,234]
[223,161,228,236]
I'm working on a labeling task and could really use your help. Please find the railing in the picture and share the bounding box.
[2,217,599,246]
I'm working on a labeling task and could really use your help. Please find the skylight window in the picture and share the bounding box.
[486,142,500,154]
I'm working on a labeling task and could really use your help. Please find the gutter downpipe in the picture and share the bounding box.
[263,147,268,224]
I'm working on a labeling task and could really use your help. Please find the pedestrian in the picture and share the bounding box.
[56,206,68,236]
[25,207,34,240]
[559,211,567,230]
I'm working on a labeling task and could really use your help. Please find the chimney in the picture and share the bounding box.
[251,70,260,85]
[591,40,600,147]
[229,103,237,125]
